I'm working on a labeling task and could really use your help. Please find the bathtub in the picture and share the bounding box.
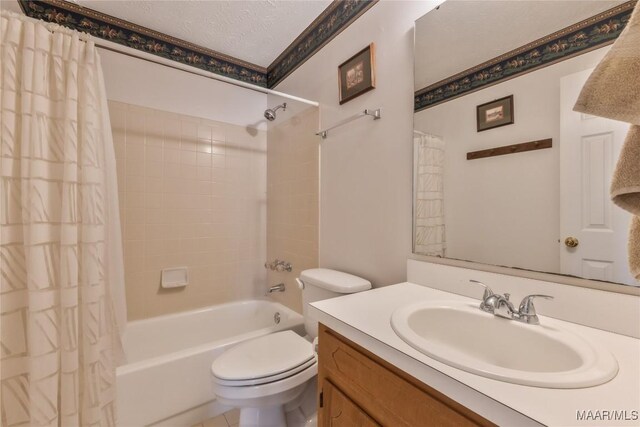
[116,300,305,427]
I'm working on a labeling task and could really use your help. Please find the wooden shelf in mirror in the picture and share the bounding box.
[466,138,552,160]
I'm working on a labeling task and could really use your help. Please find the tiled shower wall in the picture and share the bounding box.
[266,106,320,313]
[109,101,267,320]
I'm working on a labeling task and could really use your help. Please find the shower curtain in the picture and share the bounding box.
[1,12,126,426]
[414,132,446,257]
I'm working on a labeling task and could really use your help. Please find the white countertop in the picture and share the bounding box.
[310,282,640,427]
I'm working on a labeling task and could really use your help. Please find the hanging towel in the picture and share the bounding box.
[611,126,640,215]
[574,4,640,125]
[630,217,640,279]
[611,126,640,279]
[574,3,640,281]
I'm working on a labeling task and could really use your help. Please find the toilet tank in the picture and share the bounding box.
[299,268,371,338]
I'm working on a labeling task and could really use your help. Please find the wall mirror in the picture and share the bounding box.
[413,0,639,288]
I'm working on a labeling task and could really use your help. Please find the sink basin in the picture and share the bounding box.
[391,300,618,388]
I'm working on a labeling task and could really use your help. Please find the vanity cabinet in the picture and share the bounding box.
[317,324,494,427]
[322,380,380,426]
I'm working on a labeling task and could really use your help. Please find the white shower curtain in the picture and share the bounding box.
[414,132,446,257]
[1,12,126,426]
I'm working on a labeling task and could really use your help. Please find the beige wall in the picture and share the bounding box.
[266,106,320,313]
[110,101,267,320]
[274,2,439,286]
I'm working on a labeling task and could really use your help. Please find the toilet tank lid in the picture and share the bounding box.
[299,268,371,293]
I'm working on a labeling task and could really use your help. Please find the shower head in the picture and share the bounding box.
[264,109,276,121]
[264,103,287,121]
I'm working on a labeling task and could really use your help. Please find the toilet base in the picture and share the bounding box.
[239,406,286,427]
[226,378,317,427]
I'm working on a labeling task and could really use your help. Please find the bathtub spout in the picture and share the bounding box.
[268,283,285,293]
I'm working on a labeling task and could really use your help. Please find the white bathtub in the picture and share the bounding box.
[116,300,305,427]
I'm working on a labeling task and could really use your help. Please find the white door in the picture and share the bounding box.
[560,69,633,285]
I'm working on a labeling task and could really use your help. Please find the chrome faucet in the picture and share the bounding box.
[470,280,553,325]
[517,294,554,324]
[268,283,285,293]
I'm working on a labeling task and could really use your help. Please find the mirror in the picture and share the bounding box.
[413,0,639,287]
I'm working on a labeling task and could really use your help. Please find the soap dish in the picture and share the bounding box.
[161,267,189,288]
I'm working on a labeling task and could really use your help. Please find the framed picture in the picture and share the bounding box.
[338,43,376,104]
[476,95,514,132]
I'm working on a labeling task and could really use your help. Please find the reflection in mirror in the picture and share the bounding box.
[413,0,639,287]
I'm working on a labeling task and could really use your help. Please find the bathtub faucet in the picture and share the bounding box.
[268,283,285,293]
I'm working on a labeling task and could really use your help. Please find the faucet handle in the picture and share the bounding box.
[469,280,494,301]
[518,295,554,318]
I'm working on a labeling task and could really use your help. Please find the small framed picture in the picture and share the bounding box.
[338,43,376,105]
[476,95,514,132]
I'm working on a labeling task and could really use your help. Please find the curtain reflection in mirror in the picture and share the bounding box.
[414,131,446,257]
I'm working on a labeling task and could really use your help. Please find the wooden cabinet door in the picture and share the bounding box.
[318,324,494,427]
[321,380,380,427]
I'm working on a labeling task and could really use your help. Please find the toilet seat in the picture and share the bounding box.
[211,331,316,387]
[212,360,317,404]
[213,357,317,386]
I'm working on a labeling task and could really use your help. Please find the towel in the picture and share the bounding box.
[611,126,640,215]
[611,126,640,280]
[574,3,640,281]
[630,217,640,279]
[574,4,640,125]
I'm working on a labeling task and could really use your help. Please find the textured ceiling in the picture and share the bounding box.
[76,0,333,68]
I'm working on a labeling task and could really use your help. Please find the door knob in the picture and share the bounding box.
[564,237,579,248]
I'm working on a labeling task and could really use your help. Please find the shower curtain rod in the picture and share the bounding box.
[96,38,320,107]
[5,10,319,108]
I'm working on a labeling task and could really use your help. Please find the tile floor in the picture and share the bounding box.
[192,408,240,427]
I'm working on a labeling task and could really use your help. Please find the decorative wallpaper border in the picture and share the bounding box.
[267,0,378,88]
[19,0,268,86]
[414,1,637,112]
[19,0,378,90]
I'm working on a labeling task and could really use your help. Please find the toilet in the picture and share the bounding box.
[210,268,371,427]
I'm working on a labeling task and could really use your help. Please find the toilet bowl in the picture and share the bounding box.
[211,269,371,427]
[211,331,317,426]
